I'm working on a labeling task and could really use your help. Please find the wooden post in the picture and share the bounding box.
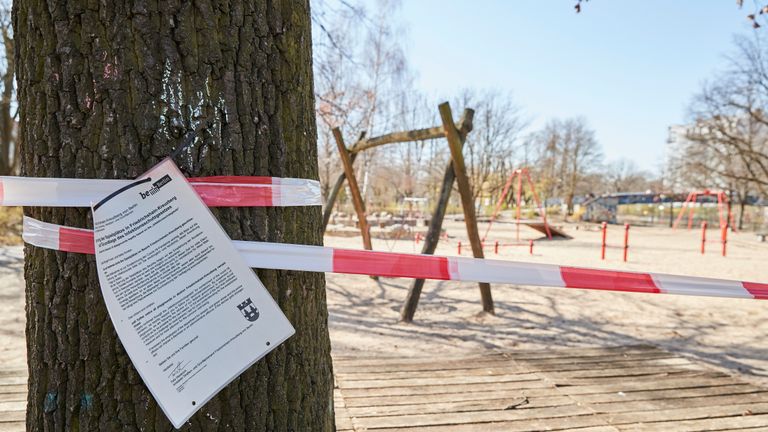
[701,221,707,255]
[439,102,494,314]
[322,161,352,230]
[333,128,373,252]
[400,108,474,322]
[322,132,366,231]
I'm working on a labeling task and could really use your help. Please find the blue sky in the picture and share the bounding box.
[393,1,758,172]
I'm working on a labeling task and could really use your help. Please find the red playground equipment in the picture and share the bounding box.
[483,167,553,242]
[672,189,736,231]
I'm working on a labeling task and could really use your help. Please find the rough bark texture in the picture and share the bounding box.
[15,0,334,430]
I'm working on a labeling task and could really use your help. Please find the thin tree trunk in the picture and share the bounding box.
[16,0,334,430]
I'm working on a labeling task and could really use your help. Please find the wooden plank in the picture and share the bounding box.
[551,374,739,395]
[0,393,25,403]
[512,351,677,367]
[334,389,355,432]
[336,365,527,381]
[592,391,768,414]
[573,383,762,404]
[333,127,373,253]
[542,364,702,381]
[0,411,24,422]
[0,385,25,395]
[333,352,677,375]
[337,372,541,389]
[0,377,26,386]
[0,401,25,412]
[601,402,768,425]
[438,101,493,313]
[332,344,659,360]
[551,371,721,387]
[339,379,553,398]
[332,355,515,372]
[618,413,768,431]
[515,357,692,374]
[0,422,24,432]
[332,345,661,367]
[346,395,575,417]
[353,403,595,429]
[350,126,445,153]
[341,387,579,408]
[371,414,617,432]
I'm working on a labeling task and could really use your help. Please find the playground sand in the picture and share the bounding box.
[0,220,766,386]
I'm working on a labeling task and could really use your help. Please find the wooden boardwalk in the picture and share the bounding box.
[3,345,768,430]
[0,369,24,432]
[334,345,768,431]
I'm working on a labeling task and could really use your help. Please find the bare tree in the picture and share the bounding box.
[454,89,528,203]
[605,159,652,193]
[0,3,16,175]
[670,36,768,228]
[311,0,413,204]
[531,118,603,215]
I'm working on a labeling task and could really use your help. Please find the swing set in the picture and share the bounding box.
[322,102,494,322]
[672,189,735,231]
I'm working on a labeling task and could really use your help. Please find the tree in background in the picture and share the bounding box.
[530,118,603,216]
[17,0,333,430]
[312,0,412,202]
[455,89,528,203]
[0,2,16,175]
[605,159,652,193]
[670,36,768,228]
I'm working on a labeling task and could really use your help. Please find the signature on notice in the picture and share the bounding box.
[168,360,192,387]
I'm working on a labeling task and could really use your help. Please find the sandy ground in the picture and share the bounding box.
[325,219,768,386]
[1,219,767,387]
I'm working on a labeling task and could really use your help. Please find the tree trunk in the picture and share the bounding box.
[0,21,14,175]
[739,199,746,231]
[15,1,334,430]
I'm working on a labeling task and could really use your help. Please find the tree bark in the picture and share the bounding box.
[15,0,334,430]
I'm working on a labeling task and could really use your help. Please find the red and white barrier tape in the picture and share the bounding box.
[22,216,767,301]
[0,175,320,207]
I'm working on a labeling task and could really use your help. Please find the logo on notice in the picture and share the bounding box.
[237,298,260,322]
[139,175,173,199]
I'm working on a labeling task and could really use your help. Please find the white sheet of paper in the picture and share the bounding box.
[91,159,294,428]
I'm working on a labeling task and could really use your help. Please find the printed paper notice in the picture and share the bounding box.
[91,159,294,428]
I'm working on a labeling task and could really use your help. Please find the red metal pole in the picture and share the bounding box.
[529,239,534,255]
[721,224,728,257]
[701,221,707,255]
[601,222,607,260]
[494,240,499,254]
[457,241,462,255]
[623,223,630,262]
